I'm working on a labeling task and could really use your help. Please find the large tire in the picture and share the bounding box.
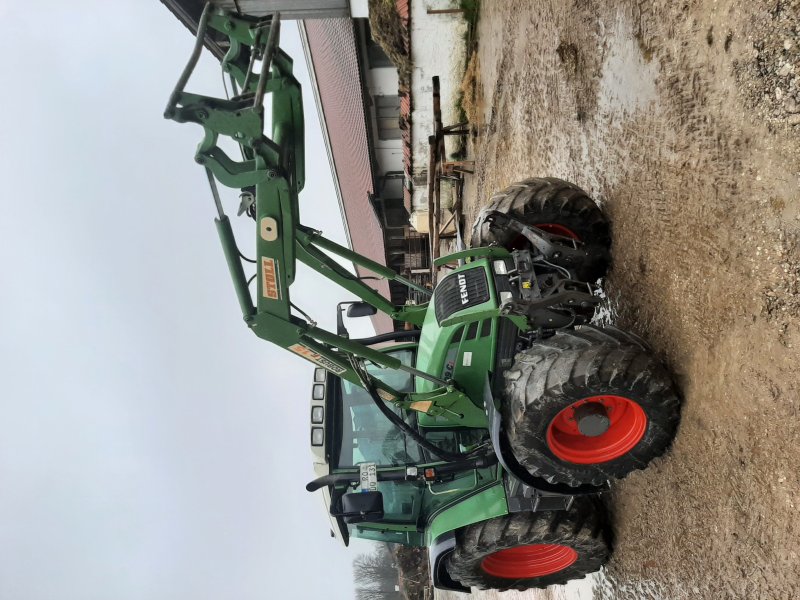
[471,177,611,281]
[445,497,609,591]
[503,326,681,487]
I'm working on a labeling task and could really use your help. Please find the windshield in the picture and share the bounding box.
[334,349,422,468]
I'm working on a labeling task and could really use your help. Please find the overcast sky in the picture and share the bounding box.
[0,2,374,598]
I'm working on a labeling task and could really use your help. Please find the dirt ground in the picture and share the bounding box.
[443,1,800,599]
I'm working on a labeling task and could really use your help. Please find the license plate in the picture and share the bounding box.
[359,463,378,492]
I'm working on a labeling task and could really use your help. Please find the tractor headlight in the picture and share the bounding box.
[493,259,508,275]
[311,406,324,424]
[311,427,324,446]
[312,383,325,401]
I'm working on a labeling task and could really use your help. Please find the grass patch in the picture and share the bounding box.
[449,0,481,159]
[460,0,481,50]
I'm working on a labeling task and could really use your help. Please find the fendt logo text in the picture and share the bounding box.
[458,274,469,304]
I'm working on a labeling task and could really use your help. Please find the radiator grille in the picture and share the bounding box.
[434,268,490,323]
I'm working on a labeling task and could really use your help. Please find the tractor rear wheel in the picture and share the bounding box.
[471,178,611,281]
[445,497,609,591]
[503,326,681,487]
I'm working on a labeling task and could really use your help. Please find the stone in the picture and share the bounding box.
[777,62,793,77]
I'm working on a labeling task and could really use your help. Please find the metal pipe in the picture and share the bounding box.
[305,452,497,492]
[305,326,403,371]
[396,364,450,388]
[205,168,225,219]
[165,2,213,116]
[301,227,432,297]
[215,216,255,319]
[253,13,281,109]
[240,43,258,93]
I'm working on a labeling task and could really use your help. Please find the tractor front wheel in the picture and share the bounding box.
[445,497,609,591]
[471,178,611,281]
[504,326,682,487]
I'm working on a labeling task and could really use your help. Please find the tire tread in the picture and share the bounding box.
[446,498,609,591]
[503,328,682,487]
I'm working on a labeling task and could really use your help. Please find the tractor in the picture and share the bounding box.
[164,6,680,592]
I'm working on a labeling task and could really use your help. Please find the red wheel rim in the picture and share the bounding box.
[534,223,580,240]
[546,395,647,464]
[481,544,578,579]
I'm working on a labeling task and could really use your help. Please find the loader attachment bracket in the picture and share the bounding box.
[482,210,591,271]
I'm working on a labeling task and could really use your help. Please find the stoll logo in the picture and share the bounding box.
[458,273,469,304]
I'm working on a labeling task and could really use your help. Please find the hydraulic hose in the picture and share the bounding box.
[345,356,492,466]
[365,383,476,463]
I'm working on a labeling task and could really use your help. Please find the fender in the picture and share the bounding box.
[428,532,469,592]
[483,377,608,498]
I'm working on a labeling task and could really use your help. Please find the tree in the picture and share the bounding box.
[353,544,401,599]
[354,588,402,600]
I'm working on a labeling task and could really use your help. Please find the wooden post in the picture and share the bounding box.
[428,76,442,282]
[426,8,465,15]
[426,133,437,278]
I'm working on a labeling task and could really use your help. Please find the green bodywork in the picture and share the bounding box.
[165,7,533,552]
[348,475,508,548]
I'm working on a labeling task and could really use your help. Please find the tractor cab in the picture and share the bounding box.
[308,345,497,548]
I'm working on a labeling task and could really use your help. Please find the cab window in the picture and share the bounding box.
[334,349,421,468]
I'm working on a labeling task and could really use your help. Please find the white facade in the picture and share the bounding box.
[349,0,369,18]
[409,2,468,215]
[363,65,404,176]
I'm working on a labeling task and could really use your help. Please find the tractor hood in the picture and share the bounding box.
[414,261,499,429]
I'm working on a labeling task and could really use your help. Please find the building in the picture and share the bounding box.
[299,9,431,335]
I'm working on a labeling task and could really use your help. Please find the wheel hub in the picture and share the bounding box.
[573,402,610,437]
[546,395,648,464]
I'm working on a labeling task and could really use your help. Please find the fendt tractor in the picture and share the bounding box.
[164,6,681,592]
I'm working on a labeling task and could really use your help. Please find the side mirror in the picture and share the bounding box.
[336,301,378,338]
[340,491,384,524]
[346,302,377,318]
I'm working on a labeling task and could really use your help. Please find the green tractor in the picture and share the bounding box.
[165,7,681,592]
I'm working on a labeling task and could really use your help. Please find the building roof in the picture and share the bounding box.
[300,19,394,333]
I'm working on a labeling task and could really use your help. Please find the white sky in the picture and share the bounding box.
[0,2,374,598]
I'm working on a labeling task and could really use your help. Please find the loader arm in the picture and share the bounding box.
[163,6,473,418]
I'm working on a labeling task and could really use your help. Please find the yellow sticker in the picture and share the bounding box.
[409,401,433,413]
[289,343,347,375]
[261,257,281,300]
[376,388,397,402]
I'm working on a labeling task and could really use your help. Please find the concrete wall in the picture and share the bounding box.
[409,1,468,213]
[361,35,404,182]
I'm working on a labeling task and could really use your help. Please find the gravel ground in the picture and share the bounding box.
[444,1,800,598]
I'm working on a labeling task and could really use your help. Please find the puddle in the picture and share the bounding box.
[590,282,619,327]
[597,13,659,121]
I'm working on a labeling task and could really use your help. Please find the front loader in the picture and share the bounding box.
[164,6,681,592]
